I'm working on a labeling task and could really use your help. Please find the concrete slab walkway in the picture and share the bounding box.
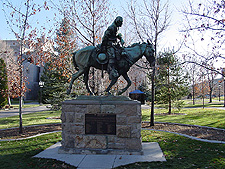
[34,142,166,169]
[0,106,50,118]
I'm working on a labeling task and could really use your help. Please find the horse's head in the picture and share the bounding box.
[144,40,155,67]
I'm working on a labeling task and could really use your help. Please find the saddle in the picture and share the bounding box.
[95,44,123,65]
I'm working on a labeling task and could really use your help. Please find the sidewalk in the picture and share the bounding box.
[141,104,151,109]
[34,142,166,169]
[184,106,225,110]
[0,106,50,118]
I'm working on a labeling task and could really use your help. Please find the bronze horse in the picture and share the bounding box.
[67,41,155,95]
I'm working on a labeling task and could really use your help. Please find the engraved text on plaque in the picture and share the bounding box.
[85,114,116,135]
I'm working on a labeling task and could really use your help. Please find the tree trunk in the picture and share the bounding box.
[150,66,155,126]
[224,79,225,107]
[203,95,205,109]
[192,77,195,105]
[8,96,11,106]
[19,96,23,134]
[202,83,205,109]
[168,93,172,114]
[168,67,171,114]
[150,33,158,126]
[19,39,23,134]
[209,89,212,103]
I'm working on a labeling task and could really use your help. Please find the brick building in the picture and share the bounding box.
[0,40,51,101]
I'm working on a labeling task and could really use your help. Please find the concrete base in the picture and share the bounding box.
[34,142,166,169]
[58,146,143,155]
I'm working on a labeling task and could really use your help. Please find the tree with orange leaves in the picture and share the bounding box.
[41,17,85,107]
[2,0,51,133]
[0,40,20,106]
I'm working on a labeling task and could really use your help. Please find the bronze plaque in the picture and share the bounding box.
[85,114,116,135]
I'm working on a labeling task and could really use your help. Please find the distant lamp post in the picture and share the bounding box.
[39,81,44,105]
[219,83,221,102]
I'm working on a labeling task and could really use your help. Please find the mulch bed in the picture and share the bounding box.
[0,123,225,142]
[142,122,225,142]
[0,124,61,140]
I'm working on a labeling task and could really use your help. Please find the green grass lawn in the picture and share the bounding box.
[153,98,225,109]
[0,131,224,169]
[0,107,225,168]
[117,130,225,168]
[0,132,76,169]
[184,98,225,108]
[0,110,61,129]
[142,108,225,129]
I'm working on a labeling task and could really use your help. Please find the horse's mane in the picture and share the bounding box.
[126,42,147,48]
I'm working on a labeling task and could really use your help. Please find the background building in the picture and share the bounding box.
[0,40,47,101]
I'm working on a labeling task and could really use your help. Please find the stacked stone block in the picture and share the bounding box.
[59,97,142,155]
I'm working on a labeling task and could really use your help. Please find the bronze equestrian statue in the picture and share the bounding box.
[67,16,155,95]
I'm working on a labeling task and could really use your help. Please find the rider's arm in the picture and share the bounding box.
[117,33,125,47]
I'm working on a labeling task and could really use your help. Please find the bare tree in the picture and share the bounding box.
[185,57,200,105]
[181,0,225,106]
[124,0,171,125]
[182,0,225,76]
[50,0,113,94]
[206,69,217,103]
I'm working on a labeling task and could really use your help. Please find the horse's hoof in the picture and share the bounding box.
[118,91,123,95]
[67,89,71,95]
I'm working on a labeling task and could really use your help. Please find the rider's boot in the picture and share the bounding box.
[108,59,119,80]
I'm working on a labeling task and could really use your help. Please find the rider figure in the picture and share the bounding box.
[101,16,125,80]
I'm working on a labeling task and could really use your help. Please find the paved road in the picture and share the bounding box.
[0,106,50,118]
[1,104,224,118]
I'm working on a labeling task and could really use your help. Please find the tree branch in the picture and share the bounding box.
[182,60,224,77]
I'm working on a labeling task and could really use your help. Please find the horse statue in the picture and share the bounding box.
[67,41,155,95]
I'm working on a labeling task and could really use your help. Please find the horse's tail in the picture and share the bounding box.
[72,52,79,71]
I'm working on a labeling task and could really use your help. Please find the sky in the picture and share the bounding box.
[1,0,223,75]
[0,0,57,40]
[112,0,185,48]
[0,0,184,45]
[2,0,222,68]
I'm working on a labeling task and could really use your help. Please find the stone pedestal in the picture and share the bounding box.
[58,96,143,155]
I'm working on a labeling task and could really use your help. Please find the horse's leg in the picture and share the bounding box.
[105,77,119,95]
[83,68,94,95]
[118,73,131,95]
[67,69,85,95]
